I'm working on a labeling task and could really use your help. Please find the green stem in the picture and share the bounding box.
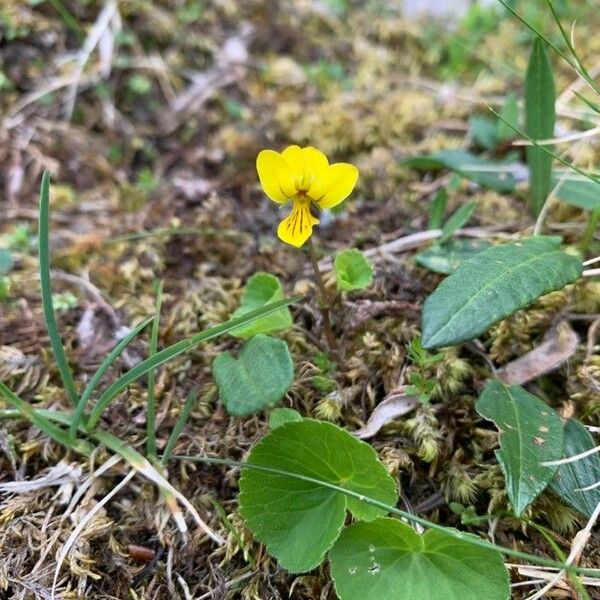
[579,206,600,255]
[307,239,337,356]
[172,454,600,578]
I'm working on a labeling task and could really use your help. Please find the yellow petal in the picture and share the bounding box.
[282,145,329,192]
[256,150,296,203]
[311,163,359,209]
[281,145,304,186]
[277,199,320,247]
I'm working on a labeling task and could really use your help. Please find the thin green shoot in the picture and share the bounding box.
[161,391,197,466]
[46,0,85,41]
[488,106,600,185]
[500,0,600,98]
[68,315,155,440]
[0,381,92,456]
[524,518,592,600]
[38,171,79,408]
[146,280,164,460]
[498,0,576,70]
[545,0,600,100]
[211,496,257,568]
[174,454,600,578]
[86,295,301,429]
[573,91,600,115]
[580,207,600,255]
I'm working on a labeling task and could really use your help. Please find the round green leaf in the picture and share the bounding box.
[269,407,303,429]
[421,237,582,349]
[230,272,293,338]
[335,249,373,292]
[476,380,563,516]
[239,419,397,573]
[213,334,294,417]
[330,518,509,600]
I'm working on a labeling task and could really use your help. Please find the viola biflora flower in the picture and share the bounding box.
[256,145,359,247]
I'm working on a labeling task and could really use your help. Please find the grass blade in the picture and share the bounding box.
[489,106,600,186]
[146,280,163,459]
[86,295,302,428]
[525,38,556,215]
[39,171,79,408]
[68,315,155,439]
[161,391,196,466]
[0,381,92,455]
[91,428,224,543]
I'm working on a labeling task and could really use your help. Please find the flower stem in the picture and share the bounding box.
[307,239,337,356]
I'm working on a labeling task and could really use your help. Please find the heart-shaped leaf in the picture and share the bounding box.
[239,419,397,572]
[269,407,303,429]
[476,380,563,516]
[421,236,582,348]
[213,334,294,417]
[550,419,600,519]
[329,518,509,600]
[335,249,373,292]
[230,272,293,338]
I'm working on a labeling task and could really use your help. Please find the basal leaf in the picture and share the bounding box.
[439,201,476,244]
[415,239,492,274]
[335,249,373,292]
[550,419,600,519]
[552,173,600,211]
[230,272,293,338]
[470,115,499,150]
[239,419,397,572]
[476,380,563,516]
[421,236,582,349]
[269,407,303,429]
[213,334,294,417]
[525,38,556,215]
[330,518,509,600]
[497,92,519,141]
[402,150,516,193]
[428,188,447,230]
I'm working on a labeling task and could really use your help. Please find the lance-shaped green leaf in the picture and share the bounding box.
[402,150,516,193]
[525,38,556,215]
[476,381,563,516]
[239,419,397,573]
[330,518,509,600]
[550,419,600,519]
[421,236,582,349]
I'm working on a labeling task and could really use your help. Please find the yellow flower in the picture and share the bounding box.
[256,145,359,247]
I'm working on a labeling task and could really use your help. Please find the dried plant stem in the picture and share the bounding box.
[307,239,337,356]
